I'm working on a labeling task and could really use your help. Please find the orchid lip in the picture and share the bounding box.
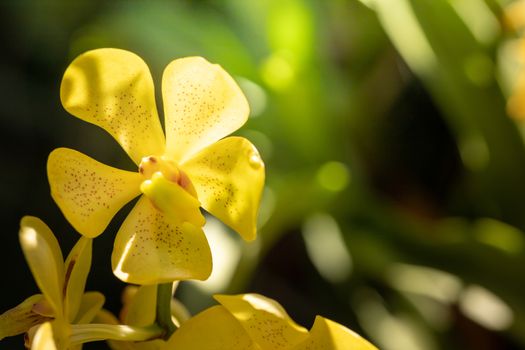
[138,155,197,198]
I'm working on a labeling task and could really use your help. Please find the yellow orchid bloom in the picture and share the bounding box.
[48,48,265,285]
[165,294,378,350]
[2,216,104,349]
[92,291,376,350]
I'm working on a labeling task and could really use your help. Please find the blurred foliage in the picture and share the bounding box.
[2,0,525,349]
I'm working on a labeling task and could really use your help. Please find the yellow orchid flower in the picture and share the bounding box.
[92,292,376,350]
[0,216,104,349]
[165,293,378,350]
[48,48,265,285]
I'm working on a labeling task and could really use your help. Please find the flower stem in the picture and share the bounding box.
[69,323,162,345]
[156,282,177,338]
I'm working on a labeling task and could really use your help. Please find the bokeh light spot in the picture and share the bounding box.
[316,161,350,192]
[459,285,514,331]
[260,52,295,91]
[238,78,267,118]
[191,217,241,293]
[302,213,352,283]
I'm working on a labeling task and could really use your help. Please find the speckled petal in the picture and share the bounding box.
[292,316,378,350]
[48,148,143,238]
[111,196,212,285]
[60,48,165,165]
[182,137,264,241]
[215,294,308,349]
[164,306,257,350]
[162,57,249,163]
[19,217,65,318]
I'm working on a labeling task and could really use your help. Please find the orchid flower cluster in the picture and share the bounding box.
[0,49,377,350]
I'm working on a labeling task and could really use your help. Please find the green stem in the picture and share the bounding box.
[156,282,177,338]
[69,323,162,345]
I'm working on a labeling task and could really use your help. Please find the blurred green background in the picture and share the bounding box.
[1,0,525,349]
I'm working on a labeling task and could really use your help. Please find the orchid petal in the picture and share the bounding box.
[31,322,57,350]
[164,306,257,350]
[74,292,105,325]
[64,237,92,322]
[182,137,264,241]
[60,48,165,164]
[48,148,143,238]
[129,340,167,350]
[292,316,378,350]
[0,294,48,340]
[162,57,249,163]
[121,285,157,327]
[215,294,308,349]
[19,217,65,317]
[31,319,70,350]
[140,172,205,228]
[111,196,212,284]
